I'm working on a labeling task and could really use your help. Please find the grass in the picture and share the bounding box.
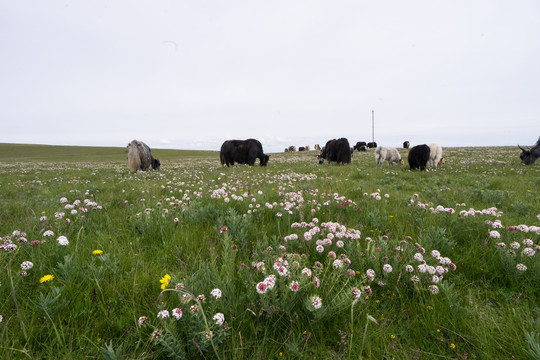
[0,143,539,359]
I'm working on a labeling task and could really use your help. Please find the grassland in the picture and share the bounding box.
[0,143,538,359]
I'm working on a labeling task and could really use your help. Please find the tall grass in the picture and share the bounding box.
[0,144,538,359]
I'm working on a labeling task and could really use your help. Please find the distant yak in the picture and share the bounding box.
[519,137,540,165]
[126,140,160,172]
[354,141,367,152]
[367,142,377,149]
[220,139,269,167]
[403,141,410,149]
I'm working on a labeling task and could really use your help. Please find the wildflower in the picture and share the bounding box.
[157,310,170,319]
[205,331,213,340]
[516,264,527,271]
[57,236,69,246]
[366,269,375,281]
[151,329,162,340]
[336,240,344,248]
[351,287,362,299]
[489,230,501,239]
[219,226,228,233]
[301,268,312,278]
[522,248,535,256]
[364,285,372,295]
[213,312,225,326]
[411,275,420,282]
[175,283,185,290]
[40,274,54,283]
[92,250,103,255]
[20,261,33,270]
[160,274,171,290]
[43,230,54,237]
[210,288,222,299]
[190,304,199,313]
[311,296,322,310]
[327,251,336,258]
[333,259,343,268]
[429,285,439,294]
[31,240,40,245]
[316,245,324,253]
[264,274,277,289]
[523,239,534,246]
[314,277,321,288]
[290,281,299,291]
[510,242,520,249]
[431,250,440,258]
[256,282,268,294]
[450,343,456,349]
[382,264,392,273]
[138,316,147,327]
[405,265,414,272]
[414,253,424,262]
[172,308,183,320]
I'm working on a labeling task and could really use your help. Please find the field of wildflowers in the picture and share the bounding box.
[0,145,539,359]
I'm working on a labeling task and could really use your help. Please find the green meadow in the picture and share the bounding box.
[0,143,538,359]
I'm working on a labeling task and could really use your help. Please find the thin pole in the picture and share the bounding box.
[372,110,374,143]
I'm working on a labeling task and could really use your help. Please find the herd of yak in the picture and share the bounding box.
[125,137,540,172]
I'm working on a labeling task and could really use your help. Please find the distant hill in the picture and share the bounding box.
[0,143,218,162]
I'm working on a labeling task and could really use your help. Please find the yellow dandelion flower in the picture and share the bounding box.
[40,274,54,283]
[92,250,103,255]
[450,343,456,349]
[390,334,395,339]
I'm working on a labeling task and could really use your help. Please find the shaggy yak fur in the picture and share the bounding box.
[318,138,351,164]
[375,146,403,167]
[126,140,160,172]
[408,144,430,171]
[220,139,270,167]
[428,143,444,168]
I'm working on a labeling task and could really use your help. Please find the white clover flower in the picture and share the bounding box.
[333,259,343,268]
[489,230,501,238]
[405,265,414,273]
[382,264,393,273]
[429,285,439,294]
[516,263,527,271]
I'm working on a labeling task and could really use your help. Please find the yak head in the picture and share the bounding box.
[152,158,161,170]
[518,145,533,165]
[260,154,270,166]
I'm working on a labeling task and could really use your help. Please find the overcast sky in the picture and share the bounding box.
[1,1,539,153]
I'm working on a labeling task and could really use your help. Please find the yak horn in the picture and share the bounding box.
[518,144,527,151]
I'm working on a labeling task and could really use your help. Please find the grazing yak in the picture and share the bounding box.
[318,138,351,164]
[126,140,160,172]
[403,141,410,149]
[314,144,321,151]
[298,147,306,151]
[354,141,367,152]
[220,139,269,167]
[408,144,430,171]
[367,142,377,149]
[375,146,403,167]
[519,137,540,165]
[428,143,444,168]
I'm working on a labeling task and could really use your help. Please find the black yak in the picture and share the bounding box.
[318,138,351,164]
[354,141,367,151]
[403,141,410,149]
[126,140,160,172]
[220,139,269,167]
[519,137,540,165]
[408,144,430,171]
[367,142,377,149]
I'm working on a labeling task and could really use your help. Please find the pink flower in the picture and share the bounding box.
[289,281,299,291]
[172,308,183,320]
[157,310,170,319]
[256,282,267,294]
[220,226,228,233]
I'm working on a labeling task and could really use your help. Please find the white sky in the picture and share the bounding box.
[1,1,539,153]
